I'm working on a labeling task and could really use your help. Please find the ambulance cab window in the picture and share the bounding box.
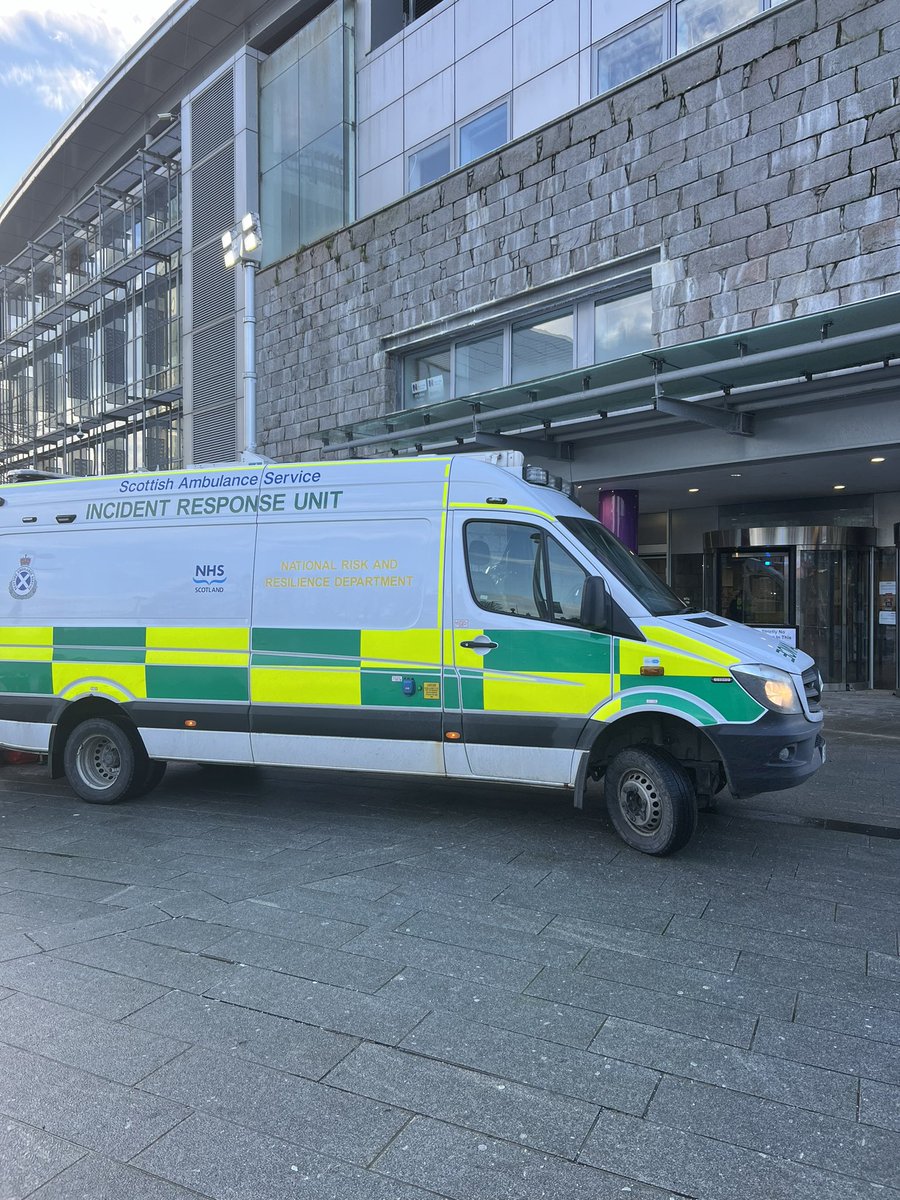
[464,521,587,625]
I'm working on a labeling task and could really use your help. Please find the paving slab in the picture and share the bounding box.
[400,1011,659,1113]
[651,1074,900,1187]
[207,961,431,1043]
[0,991,187,1083]
[125,988,357,1078]
[527,965,758,1047]
[580,1108,899,1200]
[205,927,400,992]
[133,1112,439,1200]
[753,1016,900,1084]
[54,932,237,993]
[374,1116,678,1200]
[140,1045,409,1165]
[326,1042,599,1158]
[860,1078,900,1133]
[379,965,604,1048]
[589,1016,858,1119]
[26,1154,212,1200]
[0,1042,190,1159]
[0,1118,84,1200]
[0,952,168,1019]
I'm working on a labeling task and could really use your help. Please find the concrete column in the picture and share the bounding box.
[599,489,639,551]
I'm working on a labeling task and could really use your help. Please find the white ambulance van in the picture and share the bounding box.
[0,454,824,854]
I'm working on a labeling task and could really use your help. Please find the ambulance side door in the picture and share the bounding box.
[448,514,613,784]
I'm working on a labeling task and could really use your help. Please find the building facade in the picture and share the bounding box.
[0,0,898,687]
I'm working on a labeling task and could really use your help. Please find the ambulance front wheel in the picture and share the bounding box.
[63,717,147,805]
[605,747,697,855]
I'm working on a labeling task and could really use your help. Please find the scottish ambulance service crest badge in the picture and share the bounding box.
[9,555,36,600]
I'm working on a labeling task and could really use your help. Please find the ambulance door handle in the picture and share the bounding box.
[460,637,498,651]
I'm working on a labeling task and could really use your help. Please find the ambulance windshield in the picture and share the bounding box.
[560,517,687,617]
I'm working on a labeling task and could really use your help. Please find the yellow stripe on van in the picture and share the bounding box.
[146,650,248,668]
[360,629,441,667]
[483,672,599,716]
[146,627,250,652]
[638,625,739,667]
[0,626,53,646]
[251,666,361,706]
[450,502,555,519]
[619,641,728,677]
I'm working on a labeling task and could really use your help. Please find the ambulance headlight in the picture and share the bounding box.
[731,664,802,714]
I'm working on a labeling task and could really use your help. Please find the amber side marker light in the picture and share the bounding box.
[445,731,462,740]
[640,665,665,676]
[184,719,198,728]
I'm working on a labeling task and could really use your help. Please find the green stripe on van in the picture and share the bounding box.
[54,647,146,665]
[251,628,361,658]
[146,665,248,702]
[483,628,611,675]
[54,626,146,647]
[0,663,53,695]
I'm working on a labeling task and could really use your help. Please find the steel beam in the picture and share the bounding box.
[654,395,754,436]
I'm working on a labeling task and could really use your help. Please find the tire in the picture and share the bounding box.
[63,717,146,805]
[130,758,167,799]
[605,747,698,855]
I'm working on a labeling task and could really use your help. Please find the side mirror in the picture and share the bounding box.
[580,575,611,631]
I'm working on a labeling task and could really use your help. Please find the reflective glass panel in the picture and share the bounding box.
[259,62,299,172]
[298,125,347,247]
[597,14,667,93]
[408,136,451,191]
[511,311,574,383]
[459,103,508,166]
[465,521,545,620]
[595,291,653,362]
[676,0,758,51]
[456,332,504,396]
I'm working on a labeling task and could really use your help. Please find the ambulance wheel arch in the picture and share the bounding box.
[585,711,726,804]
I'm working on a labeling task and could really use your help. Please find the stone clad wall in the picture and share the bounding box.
[256,0,900,460]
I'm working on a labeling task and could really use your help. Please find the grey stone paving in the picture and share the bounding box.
[0,716,898,1200]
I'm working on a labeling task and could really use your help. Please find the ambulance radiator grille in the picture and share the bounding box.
[802,666,822,713]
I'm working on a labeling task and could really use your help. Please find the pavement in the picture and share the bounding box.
[0,694,897,1200]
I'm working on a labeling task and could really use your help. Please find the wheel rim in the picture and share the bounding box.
[75,734,121,791]
[617,769,662,836]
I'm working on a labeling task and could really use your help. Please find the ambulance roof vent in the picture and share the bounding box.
[687,616,728,628]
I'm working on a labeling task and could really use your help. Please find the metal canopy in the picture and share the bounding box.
[334,292,900,456]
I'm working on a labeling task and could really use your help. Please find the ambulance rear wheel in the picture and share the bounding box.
[63,717,145,805]
[605,747,697,856]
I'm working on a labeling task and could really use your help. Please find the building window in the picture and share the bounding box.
[676,0,759,52]
[459,103,509,168]
[456,331,504,397]
[407,135,452,191]
[512,311,574,384]
[404,344,451,407]
[597,12,667,93]
[406,98,511,194]
[399,284,652,409]
[595,292,653,362]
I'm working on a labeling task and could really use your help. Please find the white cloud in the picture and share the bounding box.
[0,1,174,59]
[0,62,99,111]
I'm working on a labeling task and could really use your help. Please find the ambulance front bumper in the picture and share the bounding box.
[706,711,825,799]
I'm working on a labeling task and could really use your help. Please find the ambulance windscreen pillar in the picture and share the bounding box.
[599,489,639,551]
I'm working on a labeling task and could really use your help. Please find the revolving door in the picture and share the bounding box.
[705,527,878,690]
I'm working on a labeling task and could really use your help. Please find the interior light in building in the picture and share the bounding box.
[833,484,846,490]
[730,472,742,478]
[871,456,885,463]
[688,487,700,493]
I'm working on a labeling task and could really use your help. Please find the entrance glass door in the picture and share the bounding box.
[717,549,791,628]
[796,549,870,688]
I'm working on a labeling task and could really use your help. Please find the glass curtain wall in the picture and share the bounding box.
[259,1,355,265]
[0,158,182,477]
